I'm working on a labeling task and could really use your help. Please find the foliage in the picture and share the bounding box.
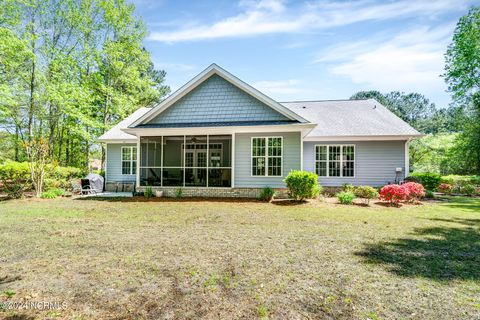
[438,183,453,194]
[144,187,154,198]
[444,6,480,175]
[40,190,57,199]
[176,188,183,198]
[24,138,49,197]
[49,188,66,197]
[342,183,355,193]
[259,187,276,202]
[379,184,410,206]
[0,0,169,171]
[407,172,442,191]
[336,191,356,205]
[402,182,425,202]
[0,160,31,198]
[284,170,321,201]
[354,186,379,205]
[424,190,434,199]
[442,175,480,186]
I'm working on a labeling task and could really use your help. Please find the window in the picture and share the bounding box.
[121,146,137,175]
[315,145,355,177]
[252,137,282,177]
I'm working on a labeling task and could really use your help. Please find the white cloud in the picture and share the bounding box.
[147,0,467,42]
[315,24,455,94]
[252,79,303,95]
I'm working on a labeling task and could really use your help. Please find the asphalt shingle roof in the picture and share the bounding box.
[97,107,151,142]
[281,99,421,137]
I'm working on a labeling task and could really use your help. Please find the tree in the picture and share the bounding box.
[350,90,437,132]
[444,6,480,174]
[0,0,169,174]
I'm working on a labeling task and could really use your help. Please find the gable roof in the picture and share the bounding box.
[281,99,422,138]
[130,63,308,127]
[97,107,151,142]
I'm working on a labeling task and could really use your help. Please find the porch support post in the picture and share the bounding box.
[300,131,303,171]
[136,136,140,189]
[231,133,235,188]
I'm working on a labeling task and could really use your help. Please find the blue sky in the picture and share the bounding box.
[132,0,478,107]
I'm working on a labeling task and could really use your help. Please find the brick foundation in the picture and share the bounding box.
[136,186,289,199]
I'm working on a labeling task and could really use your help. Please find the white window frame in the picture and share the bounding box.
[251,136,283,177]
[314,144,355,178]
[121,146,137,175]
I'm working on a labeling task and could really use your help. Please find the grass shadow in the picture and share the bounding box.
[356,219,480,281]
[74,196,262,203]
[271,199,307,206]
[440,196,480,213]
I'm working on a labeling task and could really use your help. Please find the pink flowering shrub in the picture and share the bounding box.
[402,182,425,202]
[379,184,410,206]
[438,183,453,194]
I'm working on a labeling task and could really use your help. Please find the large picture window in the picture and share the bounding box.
[315,145,355,177]
[121,146,137,175]
[251,137,282,177]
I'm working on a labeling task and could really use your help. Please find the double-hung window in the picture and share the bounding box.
[315,145,355,177]
[252,137,282,177]
[121,146,137,175]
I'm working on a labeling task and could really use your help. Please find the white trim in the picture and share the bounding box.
[250,136,283,177]
[231,133,235,188]
[121,146,137,175]
[304,134,424,142]
[105,143,108,183]
[123,123,314,137]
[98,139,137,143]
[300,133,304,171]
[136,138,140,188]
[131,64,308,127]
[314,144,355,178]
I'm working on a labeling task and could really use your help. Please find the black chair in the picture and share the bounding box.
[80,179,97,195]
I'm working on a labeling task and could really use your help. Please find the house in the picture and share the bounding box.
[98,64,422,197]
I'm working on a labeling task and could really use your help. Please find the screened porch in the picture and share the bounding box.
[139,135,232,187]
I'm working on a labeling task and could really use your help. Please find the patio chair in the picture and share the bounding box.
[80,179,97,195]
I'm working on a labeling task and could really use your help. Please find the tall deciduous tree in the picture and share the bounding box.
[444,6,480,174]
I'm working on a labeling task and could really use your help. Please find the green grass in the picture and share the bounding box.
[0,196,479,319]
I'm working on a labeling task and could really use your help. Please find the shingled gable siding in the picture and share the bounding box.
[234,132,302,188]
[148,75,290,125]
[106,143,137,183]
[303,140,406,187]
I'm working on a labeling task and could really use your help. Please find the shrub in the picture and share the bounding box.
[259,187,276,202]
[424,190,434,198]
[284,170,321,201]
[176,188,183,198]
[402,182,425,202]
[144,187,154,198]
[441,175,480,186]
[342,183,355,193]
[379,184,410,206]
[49,188,66,197]
[354,186,379,205]
[0,160,31,199]
[40,190,57,199]
[336,191,355,204]
[462,184,477,196]
[438,183,453,194]
[404,175,421,184]
[407,172,442,191]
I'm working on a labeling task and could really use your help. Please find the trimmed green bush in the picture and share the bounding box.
[441,175,480,186]
[342,183,355,193]
[284,170,321,201]
[424,190,434,199]
[144,186,154,198]
[354,186,379,205]
[336,191,356,204]
[49,188,66,197]
[40,190,57,199]
[0,160,31,199]
[408,172,442,191]
[259,187,276,202]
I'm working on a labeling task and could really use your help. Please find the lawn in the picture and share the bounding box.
[0,197,479,319]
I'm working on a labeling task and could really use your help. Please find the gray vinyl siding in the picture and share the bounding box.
[149,75,289,125]
[106,143,137,183]
[234,132,301,188]
[303,141,406,187]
